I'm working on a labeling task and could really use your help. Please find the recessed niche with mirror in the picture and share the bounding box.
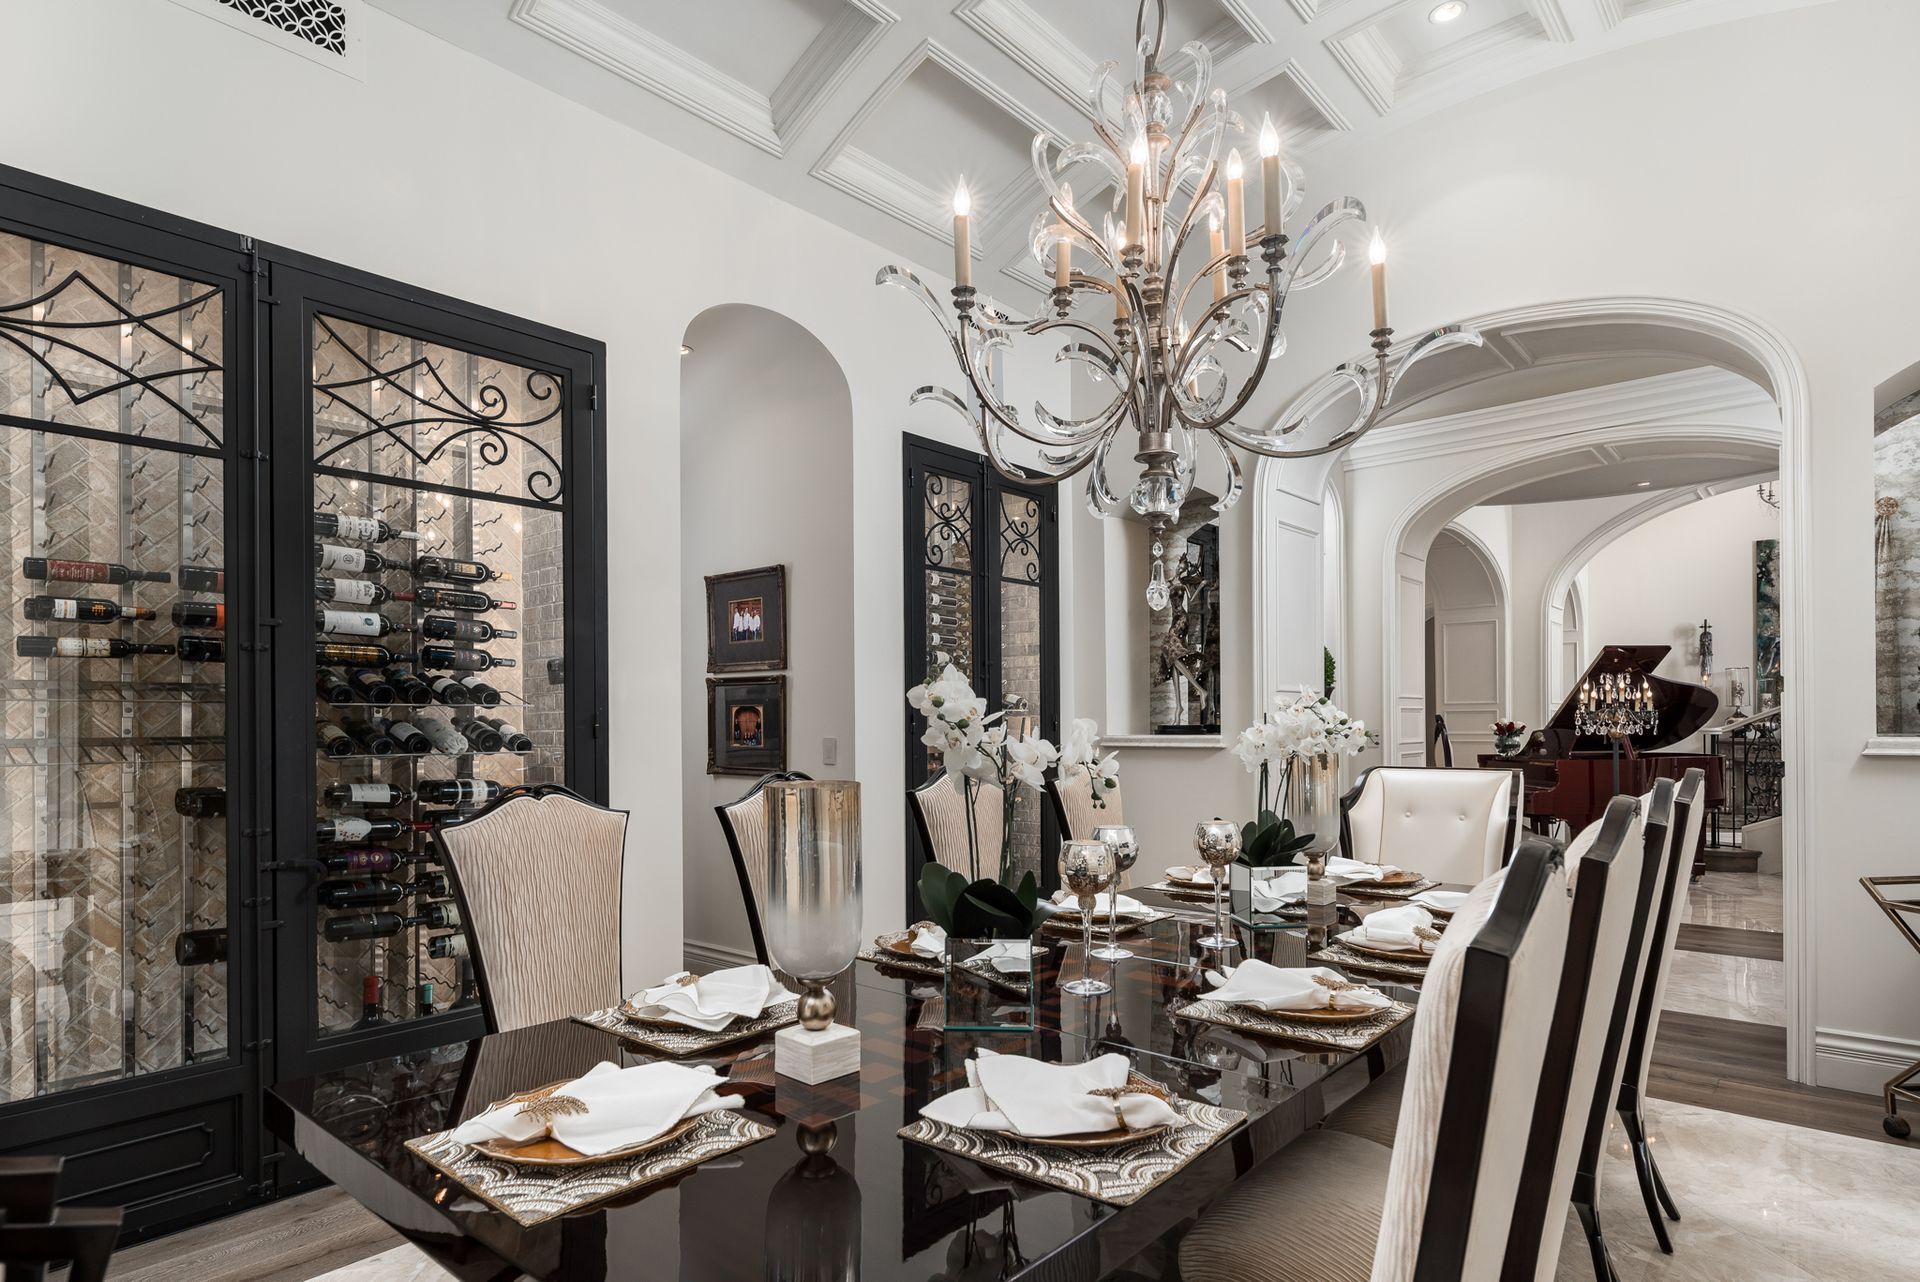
[1875,379,1920,737]
[1148,496,1222,736]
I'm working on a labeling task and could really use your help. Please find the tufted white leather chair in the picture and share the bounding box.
[1339,766,1520,886]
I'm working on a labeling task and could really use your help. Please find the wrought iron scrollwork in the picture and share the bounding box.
[999,495,1041,584]
[923,474,973,569]
[311,315,564,504]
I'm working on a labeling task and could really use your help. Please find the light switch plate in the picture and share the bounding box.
[822,736,837,766]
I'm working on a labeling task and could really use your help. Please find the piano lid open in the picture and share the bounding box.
[1542,644,1720,754]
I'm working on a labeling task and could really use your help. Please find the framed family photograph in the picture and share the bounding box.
[707,675,787,776]
[705,564,787,673]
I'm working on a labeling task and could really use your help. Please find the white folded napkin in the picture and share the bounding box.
[1050,890,1147,917]
[1203,960,1392,1013]
[451,1061,741,1157]
[1340,904,1440,955]
[962,941,1035,974]
[1410,889,1470,914]
[1164,865,1223,886]
[1325,856,1402,882]
[1251,869,1307,912]
[907,923,948,958]
[626,964,796,1032]
[919,1051,1182,1139]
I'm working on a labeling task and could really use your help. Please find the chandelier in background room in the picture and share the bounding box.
[880,0,1481,610]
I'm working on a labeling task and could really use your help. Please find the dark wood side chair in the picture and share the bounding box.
[0,1156,121,1282]
[1431,713,1454,767]
[714,770,812,966]
[436,783,628,1033]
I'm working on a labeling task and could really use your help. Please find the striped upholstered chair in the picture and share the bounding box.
[436,784,627,1034]
[908,770,1005,881]
[714,770,811,966]
[1044,767,1123,841]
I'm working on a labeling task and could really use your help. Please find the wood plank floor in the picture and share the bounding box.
[1675,922,1783,961]
[100,1187,401,1282]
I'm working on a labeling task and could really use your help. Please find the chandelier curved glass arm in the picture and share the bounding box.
[954,308,1145,452]
[1084,424,1125,517]
[1169,272,1286,431]
[1203,426,1245,513]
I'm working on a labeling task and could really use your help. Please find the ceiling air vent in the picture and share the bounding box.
[217,0,348,56]
[166,0,365,78]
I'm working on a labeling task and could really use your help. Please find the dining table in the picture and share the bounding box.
[265,882,1444,1282]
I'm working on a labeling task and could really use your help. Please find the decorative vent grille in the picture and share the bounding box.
[215,0,347,56]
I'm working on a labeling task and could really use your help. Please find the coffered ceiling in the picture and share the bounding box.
[370,0,1830,298]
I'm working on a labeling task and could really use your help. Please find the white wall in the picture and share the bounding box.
[1425,528,1507,763]
[679,305,854,966]
[1582,489,1783,749]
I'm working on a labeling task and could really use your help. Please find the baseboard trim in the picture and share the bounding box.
[1813,1027,1920,1096]
[684,937,757,975]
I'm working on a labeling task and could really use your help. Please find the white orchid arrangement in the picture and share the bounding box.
[1058,717,1121,809]
[1233,687,1373,774]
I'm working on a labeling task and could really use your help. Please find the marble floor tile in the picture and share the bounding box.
[1659,950,1786,1025]
[310,1243,461,1281]
[1685,871,1783,932]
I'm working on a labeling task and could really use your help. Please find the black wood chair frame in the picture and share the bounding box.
[714,770,812,967]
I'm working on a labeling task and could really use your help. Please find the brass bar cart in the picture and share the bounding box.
[1860,876,1920,1139]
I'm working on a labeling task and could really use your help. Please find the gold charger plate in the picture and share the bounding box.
[1270,1001,1397,1023]
[1340,935,1435,962]
[1346,869,1426,889]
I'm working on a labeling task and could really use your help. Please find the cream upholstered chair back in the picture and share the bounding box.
[1045,767,1123,841]
[1340,766,1520,885]
[715,771,813,966]
[909,770,1005,881]
[437,786,626,1034]
[1366,839,1573,1282]
[1623,769,1706,1104]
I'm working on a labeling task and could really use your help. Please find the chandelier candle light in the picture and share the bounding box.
[882,0,1481,609]
[1575,671,1657,795]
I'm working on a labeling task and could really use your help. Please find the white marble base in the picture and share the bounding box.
[775,1021,861,1084]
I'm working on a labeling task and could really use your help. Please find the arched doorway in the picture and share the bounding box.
[1422,526,1508,766]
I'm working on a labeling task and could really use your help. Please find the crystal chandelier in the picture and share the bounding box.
[1575,672,1658,739]
[879,0,1482,609]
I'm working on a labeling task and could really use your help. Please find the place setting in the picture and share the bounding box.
[859,920,1044,993]
[573,963,800,1056]
[1170,957,1415,1053]
[1318,856,1439,900]
[899,1049,1246,1207]
[1309,904,1444,982]
[404,1058,776,1226]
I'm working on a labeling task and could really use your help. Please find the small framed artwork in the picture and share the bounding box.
[707,675,787,776]
[706,564,787,673]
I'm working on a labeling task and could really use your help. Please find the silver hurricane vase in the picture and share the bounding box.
[764,780,863,1031]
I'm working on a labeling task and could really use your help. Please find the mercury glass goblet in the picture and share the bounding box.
[1194,818,1241,951]
[1088,824,1139,962]
[1059,839,1117,997]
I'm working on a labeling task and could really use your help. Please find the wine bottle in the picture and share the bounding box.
[173,927,228,966]
[427,933,469,960]
[346,668,396,704]
[355,975,384,1029]
[317,723,354,758]
[459,674,503,707]
[22,556,170,585]
[316,669,355,704]
[316,607,411,638]
[417,718,472,755]
[428,675,473,706]
[413,556,505,585]
[380,717,433,755]
[316,641,402,667]
[179,634,225,663]
[322,783,412,808]
[422,615,517,643]
[321,846,423,875]
[16,636,175,658]
[173,786,226,818]
[317,815,425,843]
[416,980,436,1017]
[419,646,515,673]
[400,586,517,613]
[179,566,224,593]
[314,576,392,606]
[339,718,396,757]
[170,601,224,628]
[457,719,504,753]
[415,778,501,807]
[414,870,453,900]
[314,512,420,544]
[482,716,535,753]
[416,902,461,930]
[318,878,409,909]
[314,543,393,574]
[323,912,410,942]
[384,667,435,707]
[24,595,157,622]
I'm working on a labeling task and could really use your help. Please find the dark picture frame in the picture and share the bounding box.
[706,564,787,673]
[708,674,787,775]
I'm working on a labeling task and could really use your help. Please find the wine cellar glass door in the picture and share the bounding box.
[267,263,605,1081]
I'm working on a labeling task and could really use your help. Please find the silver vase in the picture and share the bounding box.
[1283,753,1344,861]
[764,780,863,1030]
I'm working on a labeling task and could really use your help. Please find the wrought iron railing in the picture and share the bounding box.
[1707,707,1782,845]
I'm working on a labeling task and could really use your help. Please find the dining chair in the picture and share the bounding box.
[1431,714,1454,767]
[0,1155,121,1282]
[1044,766,1123,841]
[908,769,1005,881]
[1612,768,1706,1255]
[714,770,813,965]
[436,784,627,1033]
[1338,765,1522,886]
[1180,836,1577,1282]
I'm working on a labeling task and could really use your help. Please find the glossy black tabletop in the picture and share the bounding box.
[266,894,1421,1282]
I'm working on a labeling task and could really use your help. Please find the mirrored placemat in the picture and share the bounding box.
[1170,997,1415,1053]
[1341,877,1441,901]
[572,1000,798,1056]
[1308,941,1431,982]
[406,1107,775,1226]
[899,1097,1245,1207]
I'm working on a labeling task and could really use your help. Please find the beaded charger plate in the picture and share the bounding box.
[406,1107,774,1227]
[570,1000,798,1056]
[1341,876,1441,901]
[898,1096,1245,1207]
[857,939,1045,994]
[1308,941,1431,983]
[1040,907,1174,937]
[1170,997,1415,1053]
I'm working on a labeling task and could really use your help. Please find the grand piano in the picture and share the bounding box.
[1485,644,1726,869]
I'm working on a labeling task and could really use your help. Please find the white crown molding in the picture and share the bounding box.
[510,0,784,155]
[1327,0,1568,115]
[1326,23,1402,114]
[1531,0,1576,43]
[165,0,367,79]
[815,145,953,242]
[1227,57,1353,144]
[1593,0,1628,27]
[770,0,900,146]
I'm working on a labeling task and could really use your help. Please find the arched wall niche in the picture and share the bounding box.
[1422,524,1509,765]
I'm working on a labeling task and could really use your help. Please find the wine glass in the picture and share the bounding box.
[1059,839,1117,996]
[1194,818,1240,951]
[1088,825,1139,962]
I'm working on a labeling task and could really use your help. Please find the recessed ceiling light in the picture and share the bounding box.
[1636,480,1652,488]
[1429,1,1467,23]
[679,343,693,356]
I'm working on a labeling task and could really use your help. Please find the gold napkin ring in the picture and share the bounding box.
[1312,972,1359,1009]
[498,1082,591,1139]
[1413,925,1443,950]
[673,972,698,987]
